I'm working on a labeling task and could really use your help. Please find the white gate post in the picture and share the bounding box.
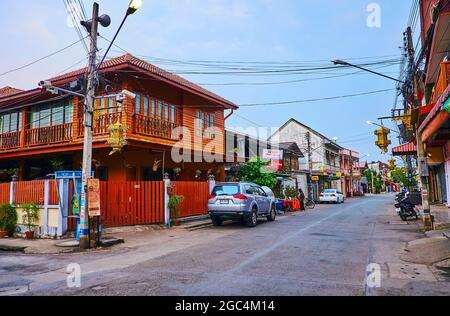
[9,181,15,205]
[208,175,216,194]
[163,173,171,226]
[43,180,50,236]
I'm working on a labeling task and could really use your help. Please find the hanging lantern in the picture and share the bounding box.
[374,127,391,154]
[107,122,127,155]
[388,159,396,170]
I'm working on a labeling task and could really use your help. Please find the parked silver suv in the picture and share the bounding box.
[208,182,277,227]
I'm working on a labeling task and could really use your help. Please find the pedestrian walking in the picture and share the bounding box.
[298,188,306,211]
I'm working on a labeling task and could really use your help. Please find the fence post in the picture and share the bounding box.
[163,173,171,226]
[208,175,216,194]
[9,181,15,205]
[43,180,50,236]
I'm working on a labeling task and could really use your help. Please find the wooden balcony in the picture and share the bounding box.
[133,114,181,140]
[26,123,73,147]
[431,61,450,103]
[0,112,182,152]
[0,131,21,149]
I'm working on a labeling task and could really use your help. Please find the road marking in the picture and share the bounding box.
[225,199,369,275]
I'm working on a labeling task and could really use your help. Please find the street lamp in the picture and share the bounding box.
[127,0,144,15]
[99,0,144,66]
[332,59,405,83]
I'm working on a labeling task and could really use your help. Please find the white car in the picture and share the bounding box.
[319,189,345,204]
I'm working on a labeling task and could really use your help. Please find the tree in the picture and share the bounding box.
[391,168,417,190]
[237,157,277,188]
[364,170,383,194]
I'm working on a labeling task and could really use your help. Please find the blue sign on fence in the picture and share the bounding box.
[55,171,83,179]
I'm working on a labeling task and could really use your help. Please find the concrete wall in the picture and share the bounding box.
[15,206,59,236]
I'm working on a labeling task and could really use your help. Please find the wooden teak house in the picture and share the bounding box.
[0,54,237,182]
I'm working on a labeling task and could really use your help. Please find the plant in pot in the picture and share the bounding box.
[153,160,161,172]
[168,195,184,227]
[21,203,39,240]
[0,204,17,238]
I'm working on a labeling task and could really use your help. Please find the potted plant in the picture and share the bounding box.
[168,195,184,226]
[0,204,17,238]
[21,203,39,240]
[153,160,161,172]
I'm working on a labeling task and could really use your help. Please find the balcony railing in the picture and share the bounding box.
[0,131,21,149]
[78,112,122,137]
[94,112,122,135]
[133,114,180,140]
[432,61,450,102]
[0,112,181,151]
[26,123,73,147]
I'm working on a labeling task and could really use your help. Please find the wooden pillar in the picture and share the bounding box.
[18,159,27,181]
[73,96,80,138]
[121,95,135,137]
[19,107,27,148]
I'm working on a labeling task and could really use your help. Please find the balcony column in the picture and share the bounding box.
[121,94,135,137]
[73,96,80,138]
[19,107,28,148]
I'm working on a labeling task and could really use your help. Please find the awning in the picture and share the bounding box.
[392,142,417,156]
[419,83,450,142]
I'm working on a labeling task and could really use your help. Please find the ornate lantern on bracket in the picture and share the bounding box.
[107,122,127,155]
[374,127,391,154]
[388,158,396,170]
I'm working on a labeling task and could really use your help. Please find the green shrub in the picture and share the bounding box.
[20,203,39,232]
[0,204,17,235]
[284,186,299,199]
[168,195,184,219]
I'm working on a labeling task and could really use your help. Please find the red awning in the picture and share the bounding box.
[392,142,417,156]
[419,83,450,142]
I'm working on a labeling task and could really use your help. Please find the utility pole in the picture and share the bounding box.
[306,131,313,200]
[405,26,432,224]
[349,151,354,197]
[79,2,99,250]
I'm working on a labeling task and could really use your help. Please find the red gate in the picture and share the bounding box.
[173,181,209,218]
[100,181,164,228]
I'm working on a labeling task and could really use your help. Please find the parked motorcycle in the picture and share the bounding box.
[395,192,419,221]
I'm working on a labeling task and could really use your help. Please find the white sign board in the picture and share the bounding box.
[263,149,283,160]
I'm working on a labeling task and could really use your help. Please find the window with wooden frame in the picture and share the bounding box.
[30,99,73,129]
[195,111,215,139]
[0,111,22,134]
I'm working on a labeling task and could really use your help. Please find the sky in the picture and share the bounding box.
[0,0,416,163]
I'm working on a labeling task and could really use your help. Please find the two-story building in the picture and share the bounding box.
[269,119,342,201]
[0,54,237,182]
[340,149,361,197]
[224,130,304,191]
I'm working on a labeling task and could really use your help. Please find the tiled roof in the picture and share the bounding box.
[0,86,24,98]
[48,54,237,109]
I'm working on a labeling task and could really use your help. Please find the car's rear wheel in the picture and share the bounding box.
[267,205,276,222]
[245,208,258,227]
[211,215,223,227]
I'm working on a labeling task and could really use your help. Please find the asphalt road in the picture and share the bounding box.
[1,194,448,296]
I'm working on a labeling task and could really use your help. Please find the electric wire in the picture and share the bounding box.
[0,37,88,78]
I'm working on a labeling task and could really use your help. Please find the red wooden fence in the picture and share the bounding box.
[49,181,59,205]
[173,181,209,218]
[100,181,164,228]
[0,183,10,204]
[14,181,45,204]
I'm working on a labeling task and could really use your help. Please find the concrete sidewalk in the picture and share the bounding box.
[431,204,450,230]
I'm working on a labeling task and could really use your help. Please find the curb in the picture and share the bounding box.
[0,245,27,253]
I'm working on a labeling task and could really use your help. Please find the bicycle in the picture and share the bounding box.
[305,198,316,210]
